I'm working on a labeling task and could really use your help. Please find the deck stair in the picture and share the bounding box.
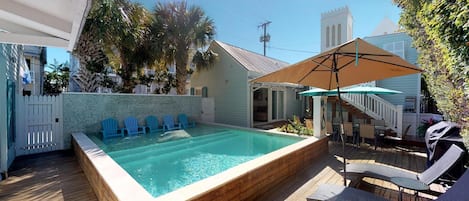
[328,94,403,136]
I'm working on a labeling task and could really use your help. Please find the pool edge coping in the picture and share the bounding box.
[72,132,154,201]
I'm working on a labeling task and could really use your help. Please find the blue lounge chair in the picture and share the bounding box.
[124,117,146,136]
[145,115,163,133]
[100,118,124,140]
[163,115,181,131]
[178,113,195,129]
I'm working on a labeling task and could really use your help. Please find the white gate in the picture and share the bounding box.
[201,97,215,122]
[15,95,63,156]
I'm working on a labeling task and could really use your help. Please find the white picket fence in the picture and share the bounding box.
[15,94,63,156]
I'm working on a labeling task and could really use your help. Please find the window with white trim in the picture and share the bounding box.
[383,41,405,59]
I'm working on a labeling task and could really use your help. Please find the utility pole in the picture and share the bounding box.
[259,21,271,56]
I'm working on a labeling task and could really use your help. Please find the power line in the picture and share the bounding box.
[268,46,319,54]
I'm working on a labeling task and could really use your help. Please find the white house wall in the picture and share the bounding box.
[0,43,21,173]
[191,43,249,127]
[365,33,420,110]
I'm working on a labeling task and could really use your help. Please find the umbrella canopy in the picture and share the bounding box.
[253,38,422,90]
[299,86,402,96]
[252,38,422,186]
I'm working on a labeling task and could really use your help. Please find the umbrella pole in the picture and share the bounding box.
[333,61,347,187]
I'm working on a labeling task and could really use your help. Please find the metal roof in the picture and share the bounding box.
[214,40,289,74]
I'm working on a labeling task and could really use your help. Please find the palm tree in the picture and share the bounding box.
[44,60,70,94]
[153,1,215,94]
[75,0,161,93]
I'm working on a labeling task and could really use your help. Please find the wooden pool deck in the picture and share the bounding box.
[0,141,444,201]
[0,150,97,201]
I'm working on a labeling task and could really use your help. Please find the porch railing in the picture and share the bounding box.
[342,93,403,136]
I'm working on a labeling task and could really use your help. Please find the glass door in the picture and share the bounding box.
[271,90,285,121]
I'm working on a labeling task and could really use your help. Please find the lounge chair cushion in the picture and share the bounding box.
[307,184,388,201]
[346,163,417,182]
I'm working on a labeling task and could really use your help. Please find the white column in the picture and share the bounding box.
[313,96,328,138]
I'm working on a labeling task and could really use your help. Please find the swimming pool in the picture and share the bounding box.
[88,124,302,198]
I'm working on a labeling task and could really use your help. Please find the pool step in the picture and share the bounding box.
[108,130,232,157]
[110,131,237,160]
[117,133,246,166]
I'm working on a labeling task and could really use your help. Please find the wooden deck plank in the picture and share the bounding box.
[0,150,97,201]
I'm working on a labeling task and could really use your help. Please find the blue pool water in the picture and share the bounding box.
[89,124,302,198]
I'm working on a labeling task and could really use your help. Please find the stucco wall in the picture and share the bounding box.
[62,93,201,149]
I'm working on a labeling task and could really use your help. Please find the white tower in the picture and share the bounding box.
[321,6,353,52]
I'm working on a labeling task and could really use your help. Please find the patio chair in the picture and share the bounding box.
[177,113,195,129]
[344,144,466,186]
[163,115,181,131]
[326,121,338,141]
[124,116,146,136]
[360,124,378,149]
[145,115,163,133]
[307,184,388,201]
[344,122,358,146]
[100,118,124,140]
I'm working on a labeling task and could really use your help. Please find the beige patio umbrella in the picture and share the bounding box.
[252,38,422,186]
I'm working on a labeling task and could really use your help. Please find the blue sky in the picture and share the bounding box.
[48,0,401,65]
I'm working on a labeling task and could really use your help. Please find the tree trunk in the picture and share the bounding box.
[120,58,134,93]
[175,51,188,95]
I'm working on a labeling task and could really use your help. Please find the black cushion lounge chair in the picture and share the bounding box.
[344,144,465,186]
[307,168,469,201]
[435,168,469,201]
[307,184,389,201]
